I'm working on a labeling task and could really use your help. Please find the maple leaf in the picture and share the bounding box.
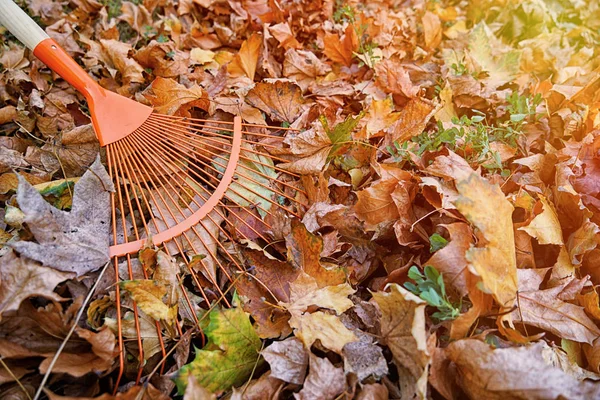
[371,284,429,399]
[0,250,72,316]
[228,33,262,80]
[246,81,304,123]
[519,195,564,245]
[454,173,518,308]
[286,220,346,287]
[144,77,210,116]
[323,24,359,67]
[119,280,178,323]
[289,311,357,354]
[295,354,346,400]
[261,337,308,384]
[447,339,600,399]
[10,156,114,276]
[175,300,263,395]
[281,272,355,315]
[283,49,331,91]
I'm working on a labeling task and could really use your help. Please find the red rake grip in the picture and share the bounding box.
[107,116,243,257]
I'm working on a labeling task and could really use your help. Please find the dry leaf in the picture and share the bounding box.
[454,173,517,308]
[371,284,429,399]
[246,81,304,122]
[294,354,346,400]
[323,24,359,67]
[289,311,357,354]
[262,337,308,384]
[228,33,262,80]
[144,77,210,116]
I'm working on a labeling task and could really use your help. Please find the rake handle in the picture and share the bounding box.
[0,0,102,98]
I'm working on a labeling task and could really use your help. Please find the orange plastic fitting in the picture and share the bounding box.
[33,38,153,146]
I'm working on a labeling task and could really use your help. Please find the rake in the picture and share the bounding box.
[0,0,306,388]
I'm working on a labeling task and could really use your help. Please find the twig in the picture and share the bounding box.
[0,357,32,400]
[33,261,111,400]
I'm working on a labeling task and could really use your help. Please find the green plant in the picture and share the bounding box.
[332,3,381,68]
[392,91,542,172]
[404,265,461,321]
[429,233,448,252]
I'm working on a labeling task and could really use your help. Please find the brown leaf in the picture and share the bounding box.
[295,354,346,400]
[261,337,308,384]
[144,77,210,116]
[286,220,346,287]
[135,40,189,78]
[283,49,331,91]
[354,179,399,227]
[40,124,100,177]
[422,11,442,49]
[228,33,262,80]
[323,24,359,67]
[343,341,388,381]
[447,339,600,400]
[269,22,301,50]
[375,59,420,98]
[454,173,517,308]
[519,195,564,245]
[512,284,600,344]
[246,81,304,123]
[98,39,145,85]
[425,223,473,297]
[388,98,435,145]
[371,284,429,399]
[0,250,72,316]
[0,105,17,125]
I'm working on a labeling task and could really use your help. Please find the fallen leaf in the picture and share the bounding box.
[176,300,263,395]
[519,195,564,245]
[246,81,304,122]
[343,341,388,381]
[262,337,308,384]
[228,33,262,80]
[289,311,357,354]
[323,24,358,67]
[371,284,429,399]
[135,40,189,78]
[269,22,301,50]
[454,173,517,308]
[447,339,600,399]
[10,156,114,276]
[119,280,178,323]
[512,284,600,344]
[0,250,72,316]
[286,220,346,287]
[144,77,210,116]
[281,272,355,315]
[294,354,346,400]
[425,223,473,297]
[283,49,331,91]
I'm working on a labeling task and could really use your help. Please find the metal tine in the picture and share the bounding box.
[124,125,277,242]
[148,117,306,183]
[112,140,220,307]
[119,136,251,305]
[126,127,273,260]
[116,138,232,304]
[157,121,308,197]
[144,126,306,213]
[133,124,289,220]
[113,139,211,319]
[121,131,273,244]
[114,140,192,341]
[149,115,301,166]
[150,113,301,131]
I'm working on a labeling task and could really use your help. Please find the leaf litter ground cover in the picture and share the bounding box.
[1,0,600,398]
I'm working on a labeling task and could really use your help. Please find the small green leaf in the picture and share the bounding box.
[429,233,448,252]
[510,113,526,122]
[407,266,424,281]
[424,265,440,283]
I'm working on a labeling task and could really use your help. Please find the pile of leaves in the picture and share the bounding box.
[2,0,600,398]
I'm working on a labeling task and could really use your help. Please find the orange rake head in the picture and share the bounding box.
[0,2,307,388]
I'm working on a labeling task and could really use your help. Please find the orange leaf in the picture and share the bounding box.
[323,24,359,67]
[144,77,209,116]
[228,33,262,80]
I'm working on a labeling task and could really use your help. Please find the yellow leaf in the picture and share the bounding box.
[519,195,564,245]
[120,280,177,323]
[323,24,359,67]
[371,284,429,399]
[289,311,357,354]
[281,272,355,314]
[228,33,262,80]
[454,173,517,308]
[144,77,209,116]
[365,98,401,137]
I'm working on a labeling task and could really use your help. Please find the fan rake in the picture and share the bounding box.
[0,0,307,389]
